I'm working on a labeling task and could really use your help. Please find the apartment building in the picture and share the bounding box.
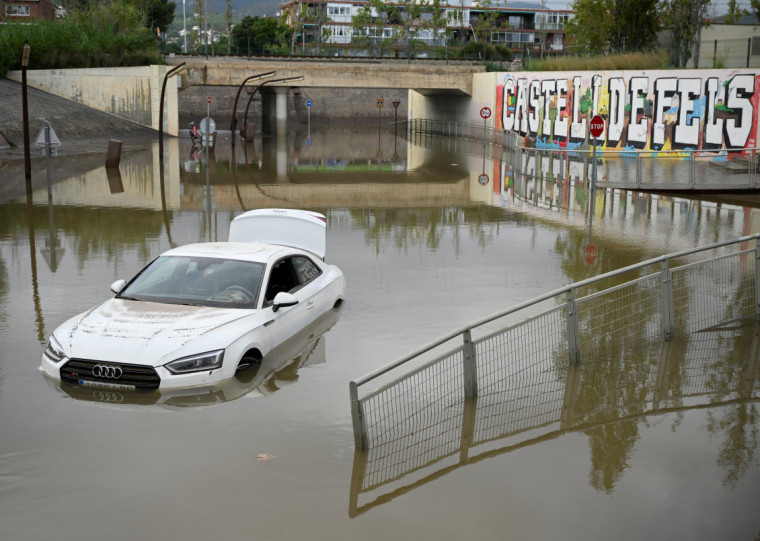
[279,0,572,58]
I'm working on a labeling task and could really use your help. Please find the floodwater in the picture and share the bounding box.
[1,126,759,540]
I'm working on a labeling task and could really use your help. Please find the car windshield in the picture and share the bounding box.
[119,256,265,309]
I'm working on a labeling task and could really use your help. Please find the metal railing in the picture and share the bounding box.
[349,325,760,515]
[349,234,760,450]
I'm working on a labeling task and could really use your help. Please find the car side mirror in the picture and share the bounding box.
[272,292,299,312]
[110,279,127,295]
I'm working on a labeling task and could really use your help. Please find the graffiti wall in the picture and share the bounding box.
[495,70,760,155]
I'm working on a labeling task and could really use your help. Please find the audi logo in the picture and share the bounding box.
[92,364,123,379]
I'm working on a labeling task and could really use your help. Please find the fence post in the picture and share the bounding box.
[755,238,760,320]
[566,288,581,363]
[349,381,368,449]
[689,151,695,188]
[661,259,675,340]
[463,329,478,399]
[748,38,752,69]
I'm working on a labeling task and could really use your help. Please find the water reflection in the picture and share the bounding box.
[349,326,760,516]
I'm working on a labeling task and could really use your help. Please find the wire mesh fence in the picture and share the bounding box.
[350,235,760,481]
[349,323,760,516]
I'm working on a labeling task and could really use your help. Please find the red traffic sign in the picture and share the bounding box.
[584,243,598,265]
[480,107,492,119]
[589,114,604,138]
[478,173,489,185]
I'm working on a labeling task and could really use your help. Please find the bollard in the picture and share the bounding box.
[105,139,122,168]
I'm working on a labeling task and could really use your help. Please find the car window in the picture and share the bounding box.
[293,256,322,285]
[120,256,264,308]
[264,258,300,305]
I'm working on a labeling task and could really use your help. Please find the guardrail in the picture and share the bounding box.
[349,326,760,515]
[349,234,760,449]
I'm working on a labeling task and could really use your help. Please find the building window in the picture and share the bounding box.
[7,4,31,16]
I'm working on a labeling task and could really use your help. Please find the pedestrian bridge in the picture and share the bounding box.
[165,56,483,96]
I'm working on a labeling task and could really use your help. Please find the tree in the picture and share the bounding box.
[471,0,500,60]
[225,0,233,54]
[752,0,760,23]
[143,0,175,31]
[724,0,748,23]
[565,0,658,53]
[661,0,711,68]
[232,15,291,53]
[351,3,376,56]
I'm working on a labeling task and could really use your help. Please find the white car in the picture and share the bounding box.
[40,209,346,391]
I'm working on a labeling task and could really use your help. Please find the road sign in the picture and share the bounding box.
[393,101,400,110]
[35,124,61,147]
[584,243,598,265]
[478,173,489,185]
[377,97,384,109]
[480,107,492,119]
[199,117,216,135]
[306,100,312,107]
[590,115,604,138]
[207,96,211,104]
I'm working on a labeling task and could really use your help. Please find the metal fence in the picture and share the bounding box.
[350,234,760,452]
[349,315,760,516]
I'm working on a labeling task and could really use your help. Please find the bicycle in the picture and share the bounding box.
[189,121,202,147]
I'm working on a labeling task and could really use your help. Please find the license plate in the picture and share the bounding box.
[80,379,136,391]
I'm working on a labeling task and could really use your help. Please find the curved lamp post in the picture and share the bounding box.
[230,71,276,133]
[158,62,186,161]
[240,75,305,141]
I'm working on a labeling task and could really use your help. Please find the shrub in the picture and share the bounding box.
[0,1,161,77]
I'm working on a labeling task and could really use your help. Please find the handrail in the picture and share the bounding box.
[352,232,760,387]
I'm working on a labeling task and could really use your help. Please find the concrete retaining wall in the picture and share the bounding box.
[177,85,408,129]
[6,65,179,135]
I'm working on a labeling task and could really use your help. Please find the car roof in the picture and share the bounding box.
[160,242,291,263]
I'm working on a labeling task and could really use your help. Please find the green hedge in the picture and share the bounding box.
[0,3,162,77]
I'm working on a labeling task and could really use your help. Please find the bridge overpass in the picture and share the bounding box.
[166,56,484,96]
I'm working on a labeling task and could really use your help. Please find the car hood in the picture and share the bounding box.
[58,298,255,367]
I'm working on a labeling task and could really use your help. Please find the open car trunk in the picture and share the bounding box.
[228,209,327,259]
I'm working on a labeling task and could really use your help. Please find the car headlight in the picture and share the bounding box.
[164,350,224,374]
[44,335,67,364]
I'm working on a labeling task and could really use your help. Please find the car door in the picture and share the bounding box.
[264,256,325,349]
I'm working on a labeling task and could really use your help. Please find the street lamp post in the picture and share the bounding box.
[229,71,276,133]
[21,41,31,196]
[240,76,304,141]
[182,0,187,53]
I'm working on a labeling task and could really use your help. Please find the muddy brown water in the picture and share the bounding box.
[1,128,758,540]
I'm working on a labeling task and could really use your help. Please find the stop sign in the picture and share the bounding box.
[584,243,598,265]
[589,115,604,138]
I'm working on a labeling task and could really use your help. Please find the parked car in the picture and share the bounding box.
[40,209,345,391]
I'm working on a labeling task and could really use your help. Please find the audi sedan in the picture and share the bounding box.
[40,209,346,392]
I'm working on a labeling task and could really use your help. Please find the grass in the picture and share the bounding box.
[524,51,672,72]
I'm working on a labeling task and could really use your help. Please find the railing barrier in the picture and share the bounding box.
[350,234,760,449]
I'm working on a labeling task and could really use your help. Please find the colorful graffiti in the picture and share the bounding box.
[495,70,760,155]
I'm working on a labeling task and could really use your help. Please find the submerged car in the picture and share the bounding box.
[40,209,345,391]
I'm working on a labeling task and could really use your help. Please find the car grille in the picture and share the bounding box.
[61,359,161,390]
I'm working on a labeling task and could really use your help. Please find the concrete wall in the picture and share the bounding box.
[658,24,760,69]
[178,85,409,131]
[486,69,760,154]
[6,65,179,135]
